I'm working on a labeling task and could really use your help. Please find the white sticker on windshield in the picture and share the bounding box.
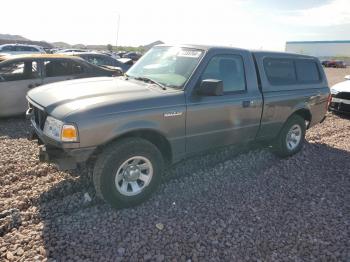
[177,50,202,58]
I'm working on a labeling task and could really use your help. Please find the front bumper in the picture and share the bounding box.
[38,144,96,170]
[329,97,350,113]
[27,107,96,170]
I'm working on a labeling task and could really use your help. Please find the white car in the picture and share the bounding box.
[329,75,350,113]
[0,44,45,55]
[55,49,89,53]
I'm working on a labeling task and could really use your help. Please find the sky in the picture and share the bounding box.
[1,0,350,51]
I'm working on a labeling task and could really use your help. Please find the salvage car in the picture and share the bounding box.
[329,75,350,113]
[0,44,45,55]
[55,49,89,53]
[66,52,131,72]
[321,60,330,67]
[0,54,122,117]
[26,45,329,208]
[123,52,142,61]
[326,60,347,68]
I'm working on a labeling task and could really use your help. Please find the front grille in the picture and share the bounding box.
[30,104,47,130]
[333,92,350,100]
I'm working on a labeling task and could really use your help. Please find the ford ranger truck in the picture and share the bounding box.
[26,45,330,208]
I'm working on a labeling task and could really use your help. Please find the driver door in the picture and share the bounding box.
[185,52,263,154]
[0,60,42,117]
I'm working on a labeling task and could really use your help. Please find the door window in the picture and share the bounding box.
[44,60,84,77]
[84,55,109,66]
[202,54,246,92]
[16,46,38,52]
[2,45,15,52]
[0,61,39,82]
[71,61,84,74]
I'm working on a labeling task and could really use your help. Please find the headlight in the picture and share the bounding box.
[43,116,63,141]
[43,116,78,142]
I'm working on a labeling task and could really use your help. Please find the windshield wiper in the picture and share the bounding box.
[134,76,166,90]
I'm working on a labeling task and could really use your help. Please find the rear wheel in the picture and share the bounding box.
[93,138,164,208]
[273,115,306,157]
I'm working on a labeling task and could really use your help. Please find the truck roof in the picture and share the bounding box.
[156,44,318,59]
[157,44,247,52]
[251,50,318,59]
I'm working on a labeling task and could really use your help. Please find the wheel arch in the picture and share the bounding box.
[290,107,312,128]
[97,128,173,166]
[274,107,311,141]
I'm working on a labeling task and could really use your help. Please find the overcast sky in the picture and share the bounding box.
[1,0,350,50]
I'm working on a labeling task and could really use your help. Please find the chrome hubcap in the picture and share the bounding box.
[115,156,153,196]
[286,124,302,151]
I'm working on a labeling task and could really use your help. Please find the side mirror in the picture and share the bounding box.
[197,79,223,96]
[344,75,350,80]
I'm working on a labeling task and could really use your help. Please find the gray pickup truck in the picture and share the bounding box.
[26,45,330,208]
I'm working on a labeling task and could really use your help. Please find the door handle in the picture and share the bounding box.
[28,83,41,89]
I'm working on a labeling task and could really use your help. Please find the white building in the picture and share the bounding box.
[285,41,350,58]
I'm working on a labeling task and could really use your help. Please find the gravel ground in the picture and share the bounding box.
[325,67,350,87]
[0,69,350,261]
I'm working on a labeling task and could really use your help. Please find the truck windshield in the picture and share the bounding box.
[126,46,204,89]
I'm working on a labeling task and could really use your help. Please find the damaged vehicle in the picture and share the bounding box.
[329,75,350,114]
[0,44,45,55]
[26,45,329,208]
[0,54,122,117]
[66,52,132,72]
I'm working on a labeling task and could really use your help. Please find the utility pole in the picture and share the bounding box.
[115,14,120,52]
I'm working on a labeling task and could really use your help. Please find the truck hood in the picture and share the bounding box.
[331,80,350,94]
[27,77,168,119]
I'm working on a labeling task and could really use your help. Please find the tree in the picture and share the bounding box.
[107,44,113,52]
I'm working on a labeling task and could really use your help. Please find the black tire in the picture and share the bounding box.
[273,115,306,158]
[93,137,164,208]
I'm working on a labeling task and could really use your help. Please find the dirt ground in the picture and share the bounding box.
[0,68,349,261]
[324,67,350,86]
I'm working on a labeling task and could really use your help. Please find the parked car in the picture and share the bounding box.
[56,49,89,53]
[117,51,127,58]
[329,75,350,113]
[27,45,329,208]
[65,52,131,72]
[99,51,121,59]
[325,60,347,68]
[117,58,134,66]
[0,54,122,117]
[0,44,45,55]
[123,52,142,61]
[321,60,330,67]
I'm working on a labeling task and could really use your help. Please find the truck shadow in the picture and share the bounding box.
[36,141,350,260]
[330,111,350,120]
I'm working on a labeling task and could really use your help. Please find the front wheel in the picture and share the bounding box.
[273,115,306,157]
[93,138,164,208]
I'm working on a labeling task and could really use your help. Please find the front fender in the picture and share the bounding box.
[112,120,162,137]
